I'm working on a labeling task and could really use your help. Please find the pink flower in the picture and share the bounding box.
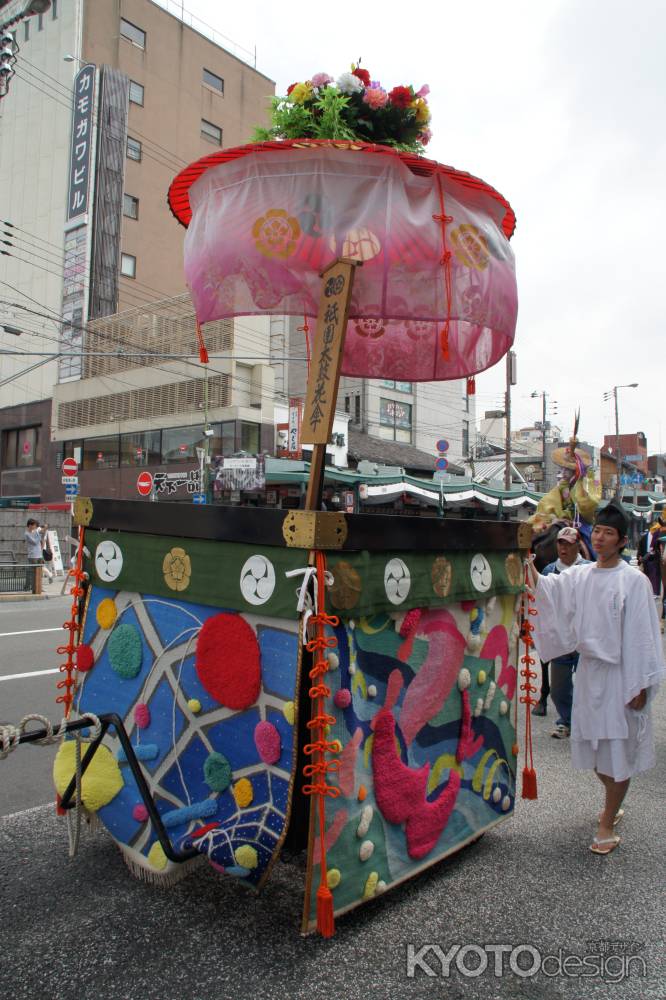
[416,84,430,98]
[311,72,333,88]
[363,86,389,109]
[419,127,432,145]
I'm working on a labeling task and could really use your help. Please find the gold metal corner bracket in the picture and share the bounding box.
[517,522,533,551]
[282,511,348,550]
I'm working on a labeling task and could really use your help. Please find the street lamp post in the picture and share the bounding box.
[603,383,639,497]
[0,1,51,99]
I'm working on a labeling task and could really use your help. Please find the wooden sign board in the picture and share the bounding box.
[301,259,359,445]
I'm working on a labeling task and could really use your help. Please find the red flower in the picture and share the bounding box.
[352,67,371,87]
[286,82,298,95]
[388,85,413,108]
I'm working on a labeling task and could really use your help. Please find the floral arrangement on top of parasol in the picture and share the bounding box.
[252,62,432,154]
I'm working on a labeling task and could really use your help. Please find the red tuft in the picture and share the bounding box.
[286,82,298,95]
[352,67,371,87]
[196,613,261,710]
[388,85,413,108]
[75,643,94,672]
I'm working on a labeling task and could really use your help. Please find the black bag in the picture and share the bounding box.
[42,547,53,562]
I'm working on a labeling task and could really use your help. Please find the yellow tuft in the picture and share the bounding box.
[53,741,123,812]
[362,871,379,899]
[234,844,258,870]
[147,841,168,871]
[187,698,201,714]
[232,778,254,809]
[327,868,341,889]
[282,701,295,725]
[477,670,487,685]
[96,598,117,630]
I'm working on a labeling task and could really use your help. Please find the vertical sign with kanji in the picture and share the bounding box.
[301,259,359,445]
[302,258,359,510]
[67,65,95,222]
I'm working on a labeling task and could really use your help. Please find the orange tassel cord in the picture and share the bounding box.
[302,550,341,937]
[518,561,538,799]
[55,525,88,718]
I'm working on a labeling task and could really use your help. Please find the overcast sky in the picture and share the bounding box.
[167,0,665,453]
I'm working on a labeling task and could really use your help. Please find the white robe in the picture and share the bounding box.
[532,560,664,780]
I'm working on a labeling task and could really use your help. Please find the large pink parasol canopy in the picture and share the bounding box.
[168,140,518,381]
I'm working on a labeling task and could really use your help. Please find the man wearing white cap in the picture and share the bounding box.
[539,526,588,738]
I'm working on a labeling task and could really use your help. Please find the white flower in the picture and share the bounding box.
[336,72,364,95]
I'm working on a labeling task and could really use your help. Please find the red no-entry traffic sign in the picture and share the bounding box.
[62,457,78,477]
[137,471,153,496]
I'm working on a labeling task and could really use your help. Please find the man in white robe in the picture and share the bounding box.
[527,501,664,855]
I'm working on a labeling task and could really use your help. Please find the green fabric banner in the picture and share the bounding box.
[87,530,523,620]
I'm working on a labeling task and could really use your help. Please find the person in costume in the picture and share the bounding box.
[637,512,665,602]
[539,526,589,739]
[526,500,664,855]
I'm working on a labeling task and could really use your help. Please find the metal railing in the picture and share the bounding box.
[0,562,38,593]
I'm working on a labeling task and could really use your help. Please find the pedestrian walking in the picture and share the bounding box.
[527,501,664,855]
[540,525,589,739]
[24,518,53,582]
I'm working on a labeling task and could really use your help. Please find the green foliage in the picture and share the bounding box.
[250,82,428,155]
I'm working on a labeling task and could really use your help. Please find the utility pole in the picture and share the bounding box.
[603,382,639,498]
[504,350,516,490]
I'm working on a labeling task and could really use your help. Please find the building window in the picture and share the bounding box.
[344,396,350,414]
[240,422,260,454]
[23,20,29,41]
[123,194,139,220]
[201,119,222,145]
[52,0,58,19]
[2,427,41,468]
[129,80,144,106]
[203,68,224,94]
[37,13,43,30]
[161,425,206,464]
[120,253,136,278]
[120,430,161,467]
[83,435,119,471]
[126,136,142,161]
[354,395,361,424]
[120,18,146,49]
[379,397,412,443]
[462,420,470,457]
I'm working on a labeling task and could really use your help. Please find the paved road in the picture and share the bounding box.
[1,608,663,1000]
[0,588,73,814]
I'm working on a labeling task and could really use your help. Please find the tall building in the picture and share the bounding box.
[0,0,274,498]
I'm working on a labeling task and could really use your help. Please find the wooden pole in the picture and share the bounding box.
[301,258,360,511]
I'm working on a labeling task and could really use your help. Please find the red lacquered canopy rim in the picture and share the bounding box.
[167,139,517,239]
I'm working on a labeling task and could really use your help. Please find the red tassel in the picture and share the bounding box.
[316,884,335,938]
[466,376,476,395]
[521,767,538,799]
[198,345,209,364]
[439,326,450,361]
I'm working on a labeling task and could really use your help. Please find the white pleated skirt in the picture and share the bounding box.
[571,710,655,781]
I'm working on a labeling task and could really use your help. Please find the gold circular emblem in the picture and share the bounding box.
[329,560,362,610]
[431,556,453,597]
[505,553,523,587]
[163,546,192,591]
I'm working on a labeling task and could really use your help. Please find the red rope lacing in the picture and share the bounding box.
[433,174,453,363]
[195,319,209,365]
[518,562,538,799]
[303,550,341,937]
[55,525,87,718]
